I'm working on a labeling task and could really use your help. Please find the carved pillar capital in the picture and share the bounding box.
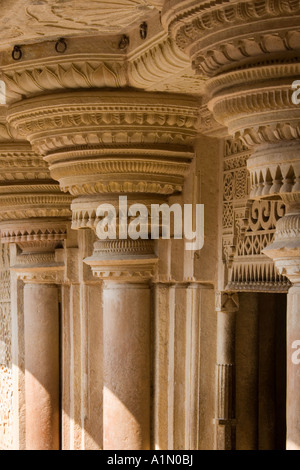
[163,0,300,77]
[84,239,158,283]
[162,0,300,204]
[9,236,65,285]
[0,106,71,284]
[6,90,199,233]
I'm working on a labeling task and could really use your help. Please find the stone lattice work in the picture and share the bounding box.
[0,243,12,450]
[223,137,290,292]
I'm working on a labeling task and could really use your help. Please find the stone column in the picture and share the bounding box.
[11,244,65,450]
[103,284,151,450]
[263,198,300,450]
[215,292,239,450]
[23,283,60,450]
[286,284,300,450]
[4,72,199,449]
[162,0,300,450]
[0,106,71,449]
[85,239,157,450]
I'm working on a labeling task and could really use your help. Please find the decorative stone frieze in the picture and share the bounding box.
[221,136,290,292]
[247,142,300,200]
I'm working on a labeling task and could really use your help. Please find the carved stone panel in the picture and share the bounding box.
[222,137,290,292]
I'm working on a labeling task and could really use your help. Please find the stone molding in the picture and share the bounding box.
[6,91,200,150]
[12,264,64,285]
[198,103,227,138]
[0,220,68,246]
[208,82,300,146]
[128,36,191,90]
[2,61,127,102]
[71,194,164,231]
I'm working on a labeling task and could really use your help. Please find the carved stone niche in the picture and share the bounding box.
[6,90,200,231]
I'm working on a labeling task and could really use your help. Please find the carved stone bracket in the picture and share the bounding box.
[215,291,239,314]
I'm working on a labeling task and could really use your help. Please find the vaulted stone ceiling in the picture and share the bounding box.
[0,0,162,46]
